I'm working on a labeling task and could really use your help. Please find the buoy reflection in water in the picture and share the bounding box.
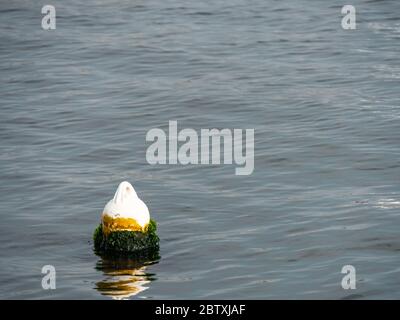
[95,256,158,300]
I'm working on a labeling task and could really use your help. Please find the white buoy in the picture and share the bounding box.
[101,181,150,235]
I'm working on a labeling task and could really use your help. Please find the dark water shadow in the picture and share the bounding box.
[94,252,160,300]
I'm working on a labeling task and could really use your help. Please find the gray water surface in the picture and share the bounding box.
[0,0,400,299]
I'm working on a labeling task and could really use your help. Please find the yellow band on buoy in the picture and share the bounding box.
[102,214,147,236]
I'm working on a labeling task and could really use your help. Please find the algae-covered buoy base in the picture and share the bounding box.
[93,219,159,257]
[93,181,159,257]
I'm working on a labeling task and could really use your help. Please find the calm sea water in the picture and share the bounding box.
[0,0,399,299]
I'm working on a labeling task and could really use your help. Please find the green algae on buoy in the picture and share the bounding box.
[93,181,159,257]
